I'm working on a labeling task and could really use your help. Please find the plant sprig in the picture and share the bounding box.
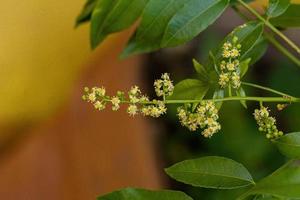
[237,0,300,55]
[76,0,300,199]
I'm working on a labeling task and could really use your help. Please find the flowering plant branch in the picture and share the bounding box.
[76,0,300,199]
[237,0,300,55]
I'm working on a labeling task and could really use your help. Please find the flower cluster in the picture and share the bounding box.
[82,86,126,112]
[253,106,283,139]
[141,100,167,118]
[154,73,174,97]
[125,84,168,117]
[177,101,221,138]
[82,73,174,118]
[218,36,242,89]
[83,73,223,138]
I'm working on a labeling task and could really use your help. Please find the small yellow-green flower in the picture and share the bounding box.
[218,36,242,89]
[177,101,221,138]
[253,106,283,139]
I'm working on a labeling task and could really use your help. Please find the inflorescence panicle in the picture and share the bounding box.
[83,72,286,140]
[82,73,222,138]
[82,73,173,118]
[177,101,221,138]
[253,106,283,139]
[218,36,242,89]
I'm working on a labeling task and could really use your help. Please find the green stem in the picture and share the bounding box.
[164,96,299,104]
[232,5,300,67]
[112,96,300,105]
[237,0,300,55]
[228,85,232,97]
[264,33,300,67]
[241,82,293,97]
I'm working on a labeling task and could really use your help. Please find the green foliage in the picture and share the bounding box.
[266,0,291,18]
[236,87,247,108]
[97,188,193,200]
[90,0,148,49]
[79,0,231,54]
[213,88,225,109]
[230,0,253,4]
[274,132,300,159]
[122,0,229,57]
[238,58,251,78]
[212,21,264,65]
[165,156,255,189]
[193,59,209,82]
[238,160,300,199]
[160,0,229,47]
[76,0,98,27]
[270,4,300,28]
[168,79,209,100]
[121,0,192,57]
[243,37,268,66]
[76,1,300,199]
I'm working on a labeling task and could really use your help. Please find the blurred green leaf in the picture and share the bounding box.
[243,36,268,66]
[168,79,209,100]
[161,0,229,47]
[252,195,284,200]
[165,156,255,189]
[233,22,264,62]
[122,0,229,57]
[76,0,98,27]
[270,4,300,28]
[239,160,300,199]
[209,51,220,75]
[213,88,225,109]
[266,0,290,18]
[239,58,251,78]
[97,188,193,200]
[121,0,190,57]
[91,0,148,49]
[273,132,300,159]
[210,21,264,70]
[193,59,209,82]
[236,87,247,109]
[230,0,254,5]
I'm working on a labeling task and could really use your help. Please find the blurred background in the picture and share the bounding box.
[0,0,299,199]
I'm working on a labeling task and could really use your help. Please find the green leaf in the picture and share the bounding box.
[209,21,264,70]
[90,0,148,49]
[213,88,225,109]
[121,0,191,57]
[90,0,117,48]
[122,0,229,57]
[270,4,300,28]
[168,79,209,100]
[97,188,193,200]
[238,58,251,78]
[251,195,284,200]
[230,0,254,5]
[76,0,98,27]
[193,59,209,81]
[161,0,229,47]
[234,22,264,62]
[236,87,247,109]
[243,36,268,66]
[165,156,255,189]
[273,132,300,159]
[238,160,300,199]
[266,0,291,18]
[209,51,220,75]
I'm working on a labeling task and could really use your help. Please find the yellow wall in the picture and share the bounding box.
[0,0,91,126]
